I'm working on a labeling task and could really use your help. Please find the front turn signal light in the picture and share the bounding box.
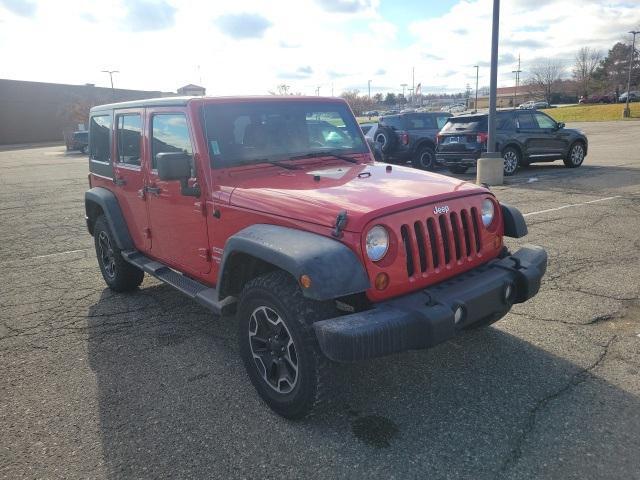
[375,272,389,290]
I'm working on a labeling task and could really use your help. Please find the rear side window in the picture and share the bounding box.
[89,115,111,163]
[517,113,537,129]
[151,114,193,170]
[380,116,404,130]
[116,114,142,166]
[440,116,487,133]
[436,115,450,129]
[405,114,435,129]
[534,113,556,129]
[497,115,515,130]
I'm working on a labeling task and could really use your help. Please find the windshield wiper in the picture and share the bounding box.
[253,159,300,170]
[289,151,359,164]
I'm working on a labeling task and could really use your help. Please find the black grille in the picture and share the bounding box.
[400,207,482,277]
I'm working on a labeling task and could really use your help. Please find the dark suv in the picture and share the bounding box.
[436,111,588,176]
[367,112,452,170]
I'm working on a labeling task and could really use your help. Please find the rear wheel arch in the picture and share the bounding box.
[85,200,104,235]
[84,187,134,250]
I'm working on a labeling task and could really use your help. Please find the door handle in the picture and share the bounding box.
[145,186,161,195]
[113,177,126,186]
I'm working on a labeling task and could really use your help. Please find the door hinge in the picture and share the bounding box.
[144,228,152,239]
[198,247,212,262]
[194,201,206,216]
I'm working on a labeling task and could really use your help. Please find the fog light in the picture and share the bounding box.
[299,275,312,289]
[454,306,464,324]
[504,283,514,301]
[374,272,389,290]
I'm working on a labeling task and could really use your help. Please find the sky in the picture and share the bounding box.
[1,0,639,96]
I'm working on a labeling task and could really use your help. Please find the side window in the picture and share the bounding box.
[436,115,449,129]
[89,115,112,163]
[116,114,142,166]
[534,113,557,129]
[406,115,435,129]
[517,113,537,129]
[151,114,193,170]
[381,116,403,130]
[497,115,515,130]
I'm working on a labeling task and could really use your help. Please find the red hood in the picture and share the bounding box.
[225,161,487,232]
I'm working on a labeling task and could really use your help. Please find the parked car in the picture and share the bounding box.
[365,111,452,169]
[436,110,588,176]
[618,91,639,103]
[578,94,615,104]
[65,130,88,153]
[518,100,549,109]
[448,104,467,113]
[359,122,376,134]
[85,95,546,418]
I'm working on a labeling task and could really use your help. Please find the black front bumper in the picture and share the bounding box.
[314,245,547,362]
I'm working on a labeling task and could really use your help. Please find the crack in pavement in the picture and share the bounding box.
[495,335,617,479]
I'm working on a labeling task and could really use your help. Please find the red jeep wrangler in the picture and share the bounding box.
[85,96,546,418]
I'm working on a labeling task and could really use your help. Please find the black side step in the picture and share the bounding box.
[121,250,236,315]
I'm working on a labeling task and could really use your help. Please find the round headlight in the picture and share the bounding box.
[366,225,389,262]
[481,198,495,227]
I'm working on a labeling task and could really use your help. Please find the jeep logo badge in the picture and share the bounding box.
[433,205,450,215]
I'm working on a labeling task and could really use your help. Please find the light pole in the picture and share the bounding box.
[316,86,321,96]
[473,65,479,112]
[368,79,371,99]
[101,70,119,93]
[624,30,639,118]
[512,54,522,109]
[476,0,502,186]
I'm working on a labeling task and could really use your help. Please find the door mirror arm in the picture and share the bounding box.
[180,179,201,197]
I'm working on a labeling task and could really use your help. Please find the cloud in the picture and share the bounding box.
[217,13,272,39]
[279,40,300,48]
[124,0,176,32]
[0,0,36,17]
[502,38,545,49]
[422,53,443,61]
[278,66,314,79]
[499,53,516,64]
[452,28,468,35]
[313,0,376,14]
[328,70,349,78]
[374,68,386,75]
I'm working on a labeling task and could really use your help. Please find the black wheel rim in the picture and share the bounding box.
[375,133,387,150]
[248,306,298,394]
[98,231,116,279]
[419,151,433,168]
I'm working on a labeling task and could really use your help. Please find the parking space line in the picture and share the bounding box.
[523,196,621,217]
[31,249,88,259]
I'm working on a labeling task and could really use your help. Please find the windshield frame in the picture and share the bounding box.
[200,99,368,170]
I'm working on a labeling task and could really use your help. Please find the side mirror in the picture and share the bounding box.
[156,152,200,197]
[557,122,565,129]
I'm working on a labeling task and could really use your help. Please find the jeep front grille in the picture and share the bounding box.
[400,207,482,277]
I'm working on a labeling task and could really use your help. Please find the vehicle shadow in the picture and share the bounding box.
[87,285,640,479]
[442,163,640,192]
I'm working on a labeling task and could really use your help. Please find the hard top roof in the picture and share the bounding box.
[90,95,347,113]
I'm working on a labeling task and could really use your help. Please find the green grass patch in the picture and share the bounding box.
[542,103,640,122]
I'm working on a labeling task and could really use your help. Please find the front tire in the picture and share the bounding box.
[502,147,521,176]
[563,142,585,168]
[93,215,144,292]
[415,145,436,170]
[237,271,337,419]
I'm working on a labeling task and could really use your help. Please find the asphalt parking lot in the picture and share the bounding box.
[1,120,639,480]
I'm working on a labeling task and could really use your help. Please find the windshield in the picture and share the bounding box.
[202,101,367,169]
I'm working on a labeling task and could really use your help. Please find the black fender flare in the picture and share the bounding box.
[84,187,134,250]
[413,139,436,155]
[501,203,528,238]
[219,224,371,301]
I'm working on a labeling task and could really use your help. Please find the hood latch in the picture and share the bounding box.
[332,210,348,238]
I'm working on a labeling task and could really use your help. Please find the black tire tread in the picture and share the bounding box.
[237,270,336,419]
[94,215,144,292]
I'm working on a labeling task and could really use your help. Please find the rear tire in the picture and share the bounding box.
[563,142,585,168]
[414,145,436,170]
[93,215,144,292]
[374,127,397,154]
[237,271,338,419]
[502,147,521,176]
[448,165,469,174]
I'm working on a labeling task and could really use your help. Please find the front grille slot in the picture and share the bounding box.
[400,225,415,277]
[426,218,440,269]
[413,222,428,272]
[470,207,482,252]
[438,215,451,265]
[450,212,462,260]
[460,209,473,256]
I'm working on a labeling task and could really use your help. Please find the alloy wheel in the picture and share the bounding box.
[503,150,518,174]
[98,231,116,279]
[248,306,298,394]
[570,144,584,165]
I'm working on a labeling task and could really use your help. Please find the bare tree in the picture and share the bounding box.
[268,84,291,95]
[572,47,602,97]
[527,60,566,104]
